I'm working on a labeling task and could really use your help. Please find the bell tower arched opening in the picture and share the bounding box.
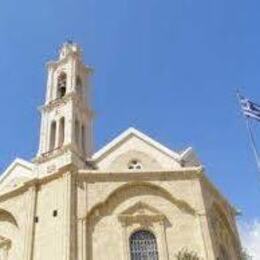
[57,72,67,98]
[58,117,65,147]
[49,121,57,151]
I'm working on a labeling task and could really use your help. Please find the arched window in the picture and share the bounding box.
[58,117,65,147]
[50,121,57,151]
[57,72,67,98]
[130,230,159,260]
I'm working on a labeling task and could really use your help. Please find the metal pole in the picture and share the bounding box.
[245,118,260,172]
[237,90,260,173]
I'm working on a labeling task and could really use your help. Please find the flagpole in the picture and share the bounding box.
[245,118,260,172]
[237,90,260,173]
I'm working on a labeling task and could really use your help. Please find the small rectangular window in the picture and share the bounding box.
[53,210,58,217]
[34,216,39,223]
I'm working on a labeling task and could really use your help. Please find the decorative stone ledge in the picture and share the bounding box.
[39,92,92,117]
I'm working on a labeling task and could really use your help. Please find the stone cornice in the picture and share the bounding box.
[33,146,69,163]
[0,164,236,215]
[33,144,85,164]
[79,167,236,213]
[0,164,77,203]
[78,167,203,182]
[0,167,202,202]
[39,93,92,116]
[118,214,165,226]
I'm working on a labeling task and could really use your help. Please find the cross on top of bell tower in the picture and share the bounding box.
[58,41,82,61]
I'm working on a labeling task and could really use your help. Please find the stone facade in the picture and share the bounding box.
[0,43,242,260]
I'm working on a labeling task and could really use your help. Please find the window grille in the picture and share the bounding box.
[130,230,159,260]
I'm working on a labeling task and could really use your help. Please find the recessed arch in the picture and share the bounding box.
[210,202,240,257]
[211,202,235,239]
[86,182,197,223]
[86,183,196,260]
[0,209,19,260]
[0,208,18,228]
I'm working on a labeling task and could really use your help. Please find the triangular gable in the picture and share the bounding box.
[93,128,180,161]
[118,201,167,224]
[120,202,161,216]
[92,128,200,167]
[0,158,35,190]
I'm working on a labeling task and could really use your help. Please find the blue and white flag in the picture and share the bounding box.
[239,95,260,121]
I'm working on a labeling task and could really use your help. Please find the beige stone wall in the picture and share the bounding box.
[200,178,242,260]
[0,188,34,260]
[33,178,66,260]
[90,197,202,260]
[0,168,242,260]
[79,171,212,260]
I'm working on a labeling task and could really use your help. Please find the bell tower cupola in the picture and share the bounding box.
[35,42,93,173]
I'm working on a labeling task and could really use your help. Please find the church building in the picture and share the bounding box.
[0,43,242,260]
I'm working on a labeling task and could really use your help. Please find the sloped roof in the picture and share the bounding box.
[0,158,35,188]
[92,127,200,166]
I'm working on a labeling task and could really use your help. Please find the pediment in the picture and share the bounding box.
[118,202,166,224]
[120,202,161,216]
[0,158,35,192]
[92,128,200,171]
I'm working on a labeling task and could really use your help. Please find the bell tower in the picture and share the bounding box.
[35,42,93,174]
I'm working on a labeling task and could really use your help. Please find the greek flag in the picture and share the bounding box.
[239,95,260,121]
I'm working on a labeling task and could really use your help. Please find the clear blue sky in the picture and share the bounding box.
[0,0,259,223]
